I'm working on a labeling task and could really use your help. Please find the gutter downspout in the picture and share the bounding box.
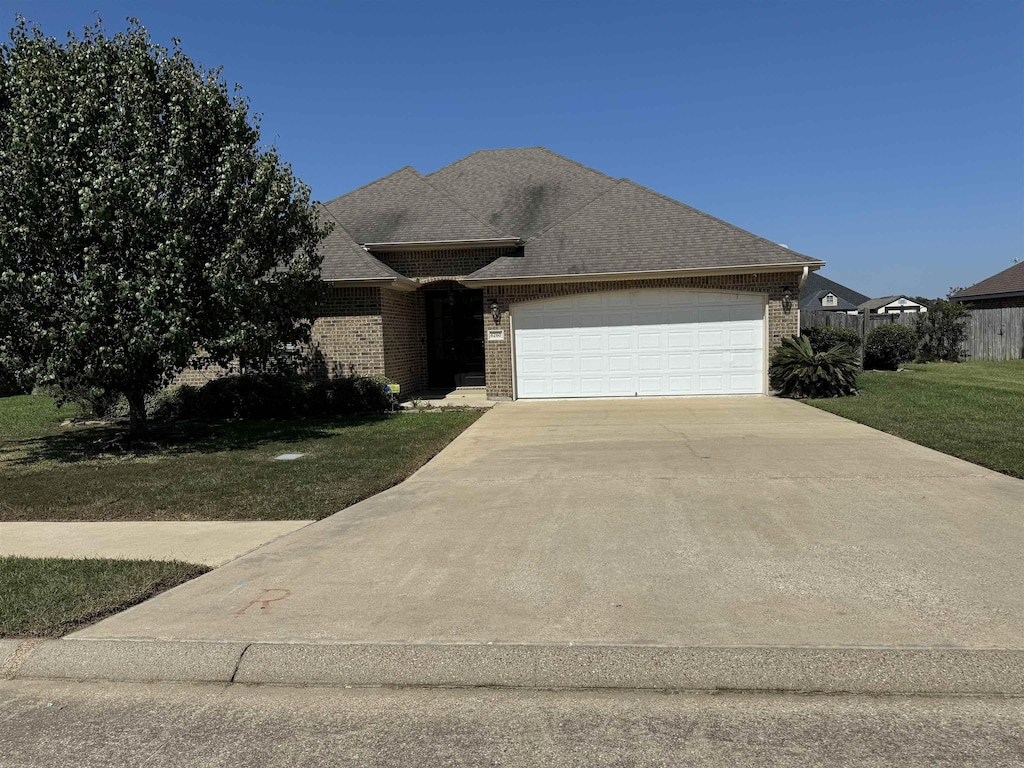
[797,265,809,293]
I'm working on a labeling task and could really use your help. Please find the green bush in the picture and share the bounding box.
[802,326,861,354]
[769,335,860,399]
[864,324,918,370]
[149,374,397,422]
[916,300,970,362]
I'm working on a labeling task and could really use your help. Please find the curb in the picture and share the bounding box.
[6,639,1024,695]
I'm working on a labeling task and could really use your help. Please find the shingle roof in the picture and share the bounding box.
[951,261,1024,300]
[317,205,406,282]
[858,295,918,311]
[316,147,825,281]
[322,166,501,245]
[465,179,822,281]
[801,290,859,312]
[798,272,870,311]
[427,147,617,240]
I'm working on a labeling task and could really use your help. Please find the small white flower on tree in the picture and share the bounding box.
[0,17,331,433]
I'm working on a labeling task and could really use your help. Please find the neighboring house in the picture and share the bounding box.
[798,272,869,314]
[950,262,1024,309]
[301,147,824,400]
[858,296,928,315]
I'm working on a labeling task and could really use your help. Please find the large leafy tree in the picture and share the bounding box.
[0,18,330,431]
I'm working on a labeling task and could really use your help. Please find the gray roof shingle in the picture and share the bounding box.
[427,147,618,240]
[465,179,822,281]
[317,205,406,282]
[316,147,824,281]
[951,261,1024,300]
[798,272,870,311]
[322,166,501,245]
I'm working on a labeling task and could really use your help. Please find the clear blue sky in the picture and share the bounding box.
[6,0,1023,297]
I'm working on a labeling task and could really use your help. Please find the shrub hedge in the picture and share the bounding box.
[802,326,861,354]
[864,324,918,370]
[769,335,860,399]
[150,374,397,422]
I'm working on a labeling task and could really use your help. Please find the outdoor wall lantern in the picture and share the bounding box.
[782,287,793,313]
[490,300,501,324]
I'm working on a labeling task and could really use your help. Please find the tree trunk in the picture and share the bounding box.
[127,390,148,437]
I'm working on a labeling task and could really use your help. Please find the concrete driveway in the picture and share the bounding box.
[71,396,1023,651]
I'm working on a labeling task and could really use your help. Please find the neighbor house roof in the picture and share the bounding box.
[858,295,923,312]
[951,261,1024,301]
[801,290,859,312]
[798,272,869,311]
[317,148,824,283]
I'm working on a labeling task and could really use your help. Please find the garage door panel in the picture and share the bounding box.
[514,290,764,398]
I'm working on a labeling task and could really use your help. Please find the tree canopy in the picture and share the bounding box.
[0,18,330,430]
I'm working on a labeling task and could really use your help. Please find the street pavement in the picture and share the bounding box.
[2,679,1021,767]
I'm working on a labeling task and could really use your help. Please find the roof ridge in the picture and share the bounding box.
[416,165,505,238]
[617,178,822,264]
[321,166,420,206]
[534,147,617,183]
[525,179,629,243]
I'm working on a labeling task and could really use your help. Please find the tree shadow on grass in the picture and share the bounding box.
[1,413,392,467]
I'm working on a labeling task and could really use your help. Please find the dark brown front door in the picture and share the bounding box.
[425,287,485,388]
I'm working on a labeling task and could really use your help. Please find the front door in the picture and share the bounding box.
[425,287,485,389]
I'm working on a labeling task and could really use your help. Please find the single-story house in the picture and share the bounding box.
[950,261,1024,309]
[304,147,824,401]
[857,296,928,315]
[798,272,869,314]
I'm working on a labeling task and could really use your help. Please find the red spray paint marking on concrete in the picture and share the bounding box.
[234,588,291,616]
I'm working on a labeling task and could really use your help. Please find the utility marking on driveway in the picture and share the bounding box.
[234,589,291,616]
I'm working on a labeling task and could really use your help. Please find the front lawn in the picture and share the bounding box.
[807,360,1024,478]
[0,556,209,637]
[0,396,481,521]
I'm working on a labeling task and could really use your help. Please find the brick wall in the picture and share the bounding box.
[373,247,517,282]
[381,288,427,392]
[308,286,384,378]
[481,272,802,400]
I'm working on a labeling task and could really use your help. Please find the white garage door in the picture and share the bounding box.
[514,290,764,398]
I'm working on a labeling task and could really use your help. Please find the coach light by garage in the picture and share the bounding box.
[782,287,793,313]
[490,300,501,324]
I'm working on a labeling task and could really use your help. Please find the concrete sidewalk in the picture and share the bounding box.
[0,521,311,566]
[10,397,1023,692]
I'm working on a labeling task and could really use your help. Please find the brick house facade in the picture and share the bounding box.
[180,148,824,400]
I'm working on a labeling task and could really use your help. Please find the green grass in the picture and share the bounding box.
[0,556,209,637]
[0,396,482,521]
[807,360,1024,478]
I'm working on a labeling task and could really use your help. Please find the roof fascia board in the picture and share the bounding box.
[460,262,823,287]
[323,278,419,292]
[363,238,522,252]
[952,289,1024,302]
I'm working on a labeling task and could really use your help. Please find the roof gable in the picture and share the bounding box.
[952,261,1024,300]
[427,147,617,240]
[323,167,501,245]
[467,179,821,281]
[799,272,870,309]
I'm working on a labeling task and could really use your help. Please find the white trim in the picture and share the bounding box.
[322,277,419,292]
[509,303,518,401]
[460,262,822,287]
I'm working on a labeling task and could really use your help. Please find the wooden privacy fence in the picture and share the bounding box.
[800,308,1024,361]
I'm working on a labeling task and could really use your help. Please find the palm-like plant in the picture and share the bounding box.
[769,336,860,399]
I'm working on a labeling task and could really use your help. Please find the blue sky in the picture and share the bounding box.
[6,0,1022,297]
